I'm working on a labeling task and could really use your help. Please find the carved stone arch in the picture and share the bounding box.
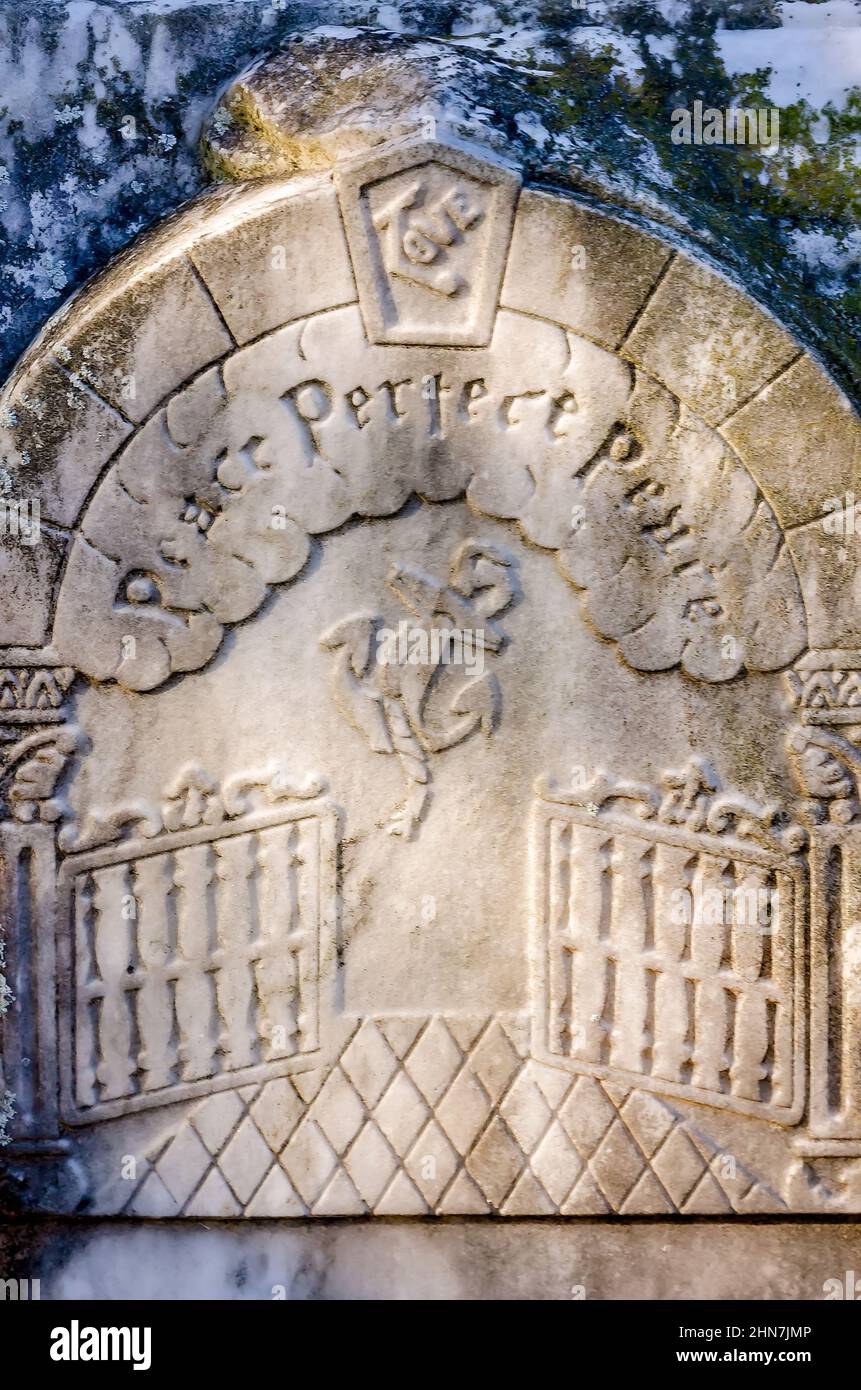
[3,39,861,1220]
[46,297,810,693]
[3,158,860,664]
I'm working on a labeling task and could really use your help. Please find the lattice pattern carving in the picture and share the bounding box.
[116,1016,785,1218]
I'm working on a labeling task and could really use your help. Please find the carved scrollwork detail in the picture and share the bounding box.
[58,760,327,853]
[787,724,861,825]
[221,765,326,818]
[3,727,82,824]
[0,666,81,826]
[0,661,81,822]
[161,765,223,832]
[539,756,807,855]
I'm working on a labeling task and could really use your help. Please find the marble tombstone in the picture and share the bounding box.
[2,45,861,1223]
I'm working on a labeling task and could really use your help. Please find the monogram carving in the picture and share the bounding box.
[321,540,515,837]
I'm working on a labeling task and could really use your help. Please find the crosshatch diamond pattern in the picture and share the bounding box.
[122,1016,787,1217]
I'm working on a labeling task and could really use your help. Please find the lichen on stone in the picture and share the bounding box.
[0,1091,13,1147]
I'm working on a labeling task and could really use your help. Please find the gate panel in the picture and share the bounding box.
[57,801,337,1124]
[533,769,806,1124]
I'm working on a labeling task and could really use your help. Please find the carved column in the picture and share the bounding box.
[787,652,861,1153]
[0,661,78,1153]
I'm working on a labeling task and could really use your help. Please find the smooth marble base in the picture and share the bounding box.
[3,1219,861,1300]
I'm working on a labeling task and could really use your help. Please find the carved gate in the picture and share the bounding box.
[4,37,861,1219]
[55,796,338,1124]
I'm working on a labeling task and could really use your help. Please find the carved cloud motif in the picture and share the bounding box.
[52,305,805,690]
[557,376,807,680]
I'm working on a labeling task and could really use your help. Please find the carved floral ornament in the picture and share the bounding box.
[4,68,861,1222]
[538,758,808,856]
[58,761,327,853]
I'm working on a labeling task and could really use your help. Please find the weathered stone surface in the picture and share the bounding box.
[501,191,671,351]
[200,32,513,182]
[4,32,861,1253]
[784,522,861,651]
[48,256,234,425]
[0,356,131,528]
[9,1216,861,1300]
[190,183,356,345]
[0,525,67,647]
[723,355,861,531]
[624,256,800,428]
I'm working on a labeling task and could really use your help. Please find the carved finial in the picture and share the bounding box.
[200,29,517,181]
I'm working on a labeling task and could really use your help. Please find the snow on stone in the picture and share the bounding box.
[717,1,861,112]
[569,25,646,85]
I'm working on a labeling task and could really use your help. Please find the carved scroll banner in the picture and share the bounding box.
[3,54,861,1220]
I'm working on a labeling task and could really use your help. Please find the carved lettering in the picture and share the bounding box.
[372,177,483,297]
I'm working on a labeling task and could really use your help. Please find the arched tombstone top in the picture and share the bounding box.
[3,36,861,1220]
[0,134,858,672]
